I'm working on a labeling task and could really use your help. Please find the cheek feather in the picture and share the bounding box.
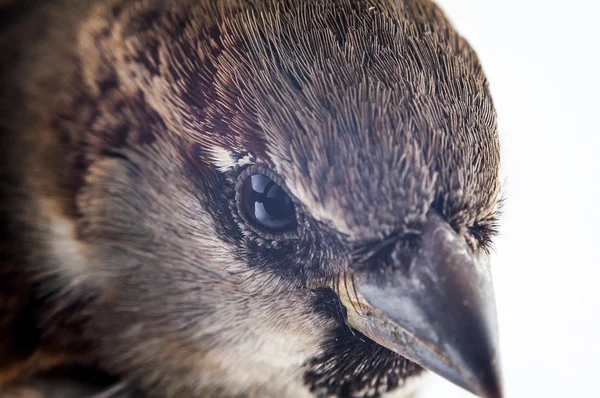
[34,198,96,290]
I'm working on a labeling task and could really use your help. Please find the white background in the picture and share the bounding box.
[420,1,600,397]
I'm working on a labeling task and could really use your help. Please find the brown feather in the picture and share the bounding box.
[0,0,501,397]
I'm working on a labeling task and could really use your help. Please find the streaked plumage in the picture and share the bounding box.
[0,0,502,397]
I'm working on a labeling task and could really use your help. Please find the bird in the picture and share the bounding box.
[0,0,503,397]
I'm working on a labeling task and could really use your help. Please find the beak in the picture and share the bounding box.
[338,213,502,398]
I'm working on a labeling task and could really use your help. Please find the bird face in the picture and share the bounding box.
[27,0,502,397]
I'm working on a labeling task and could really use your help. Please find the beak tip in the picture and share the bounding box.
[485,378,503,398]
[482,385,503,398]
[480,384,503,398]
[473,363,503,398]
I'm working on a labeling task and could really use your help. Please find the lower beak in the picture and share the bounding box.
[338,213,502,398]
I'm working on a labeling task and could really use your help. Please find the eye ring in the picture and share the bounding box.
[234,166,302,240]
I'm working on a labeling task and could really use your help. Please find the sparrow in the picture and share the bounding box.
[0,0,503,397]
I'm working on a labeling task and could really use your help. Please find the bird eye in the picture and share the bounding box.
[239,173,297,234]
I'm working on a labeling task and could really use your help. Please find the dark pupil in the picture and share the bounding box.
[242,174,296,232]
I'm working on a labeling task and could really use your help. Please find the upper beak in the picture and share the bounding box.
[338,212,502,398]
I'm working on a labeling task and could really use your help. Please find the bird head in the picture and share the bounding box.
[59,0,503,397]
